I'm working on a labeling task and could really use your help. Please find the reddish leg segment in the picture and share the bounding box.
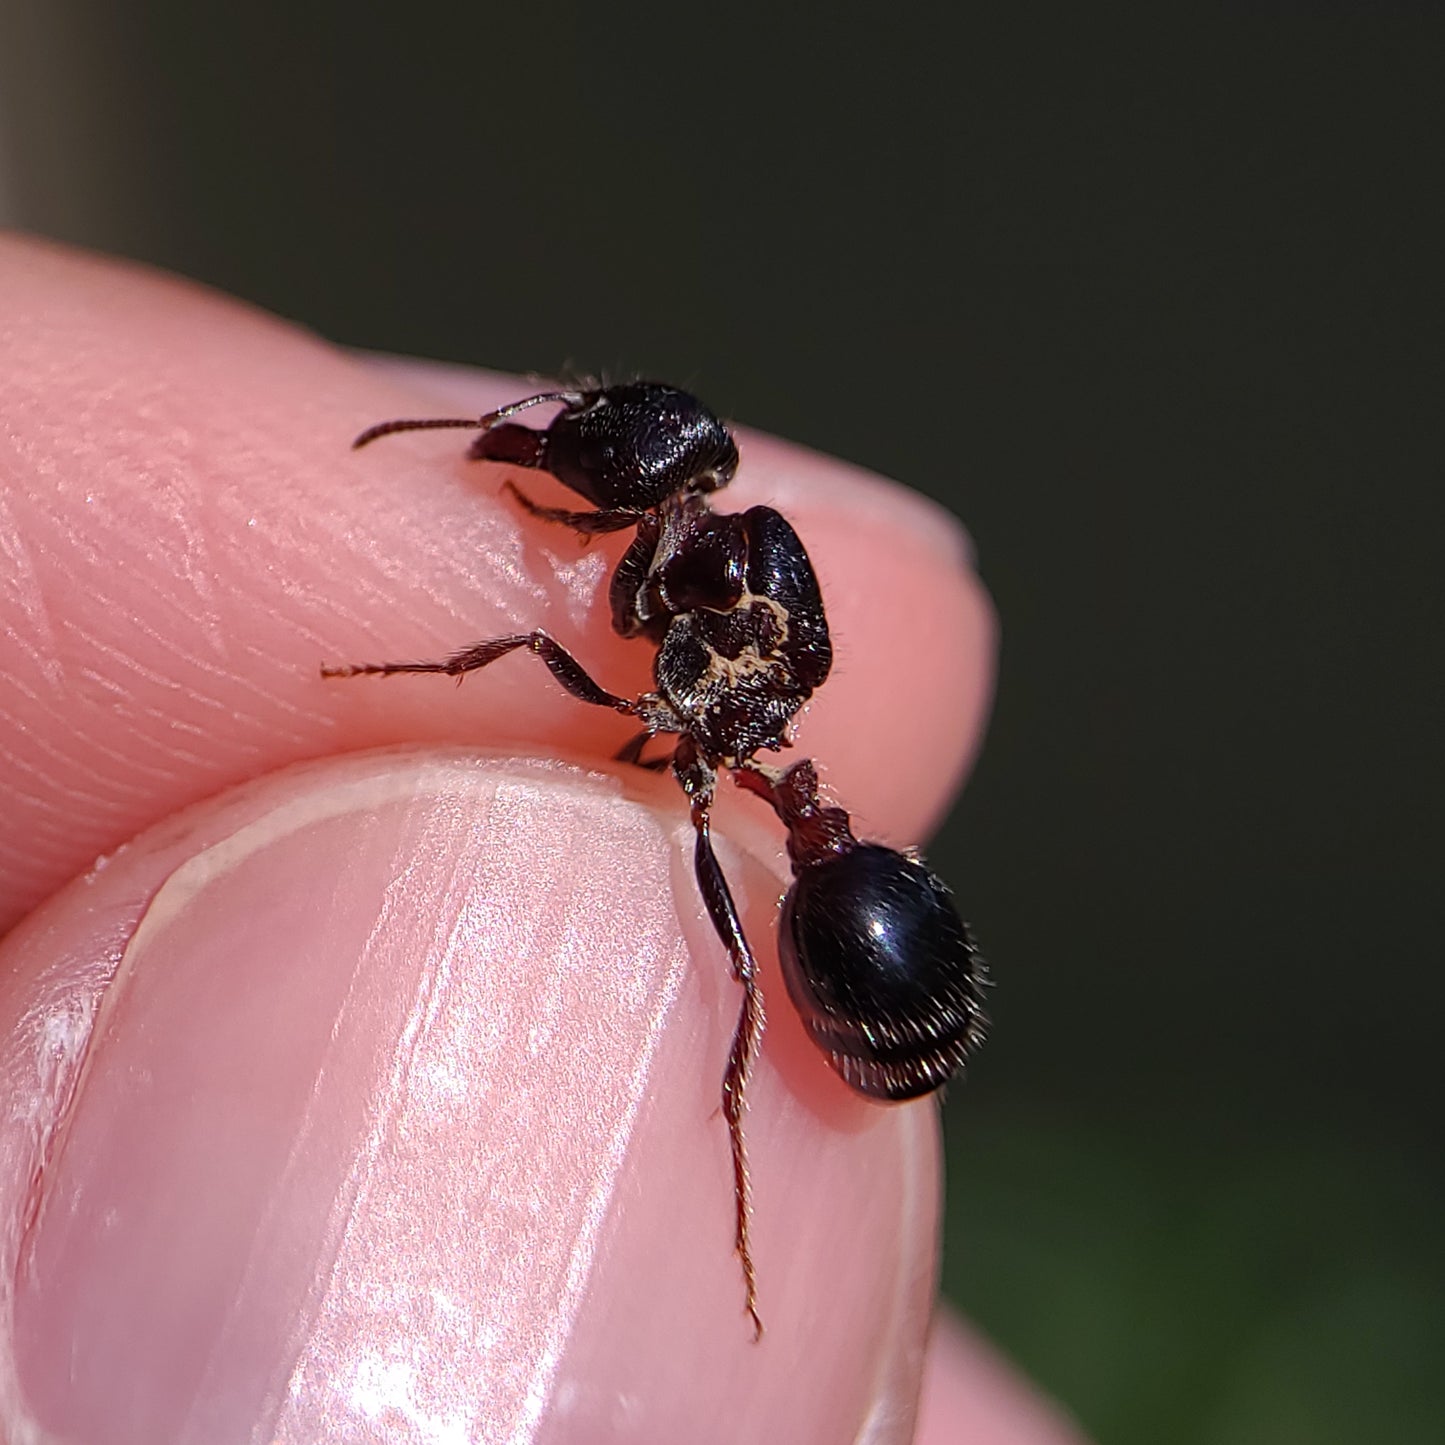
[501,480,642,537]
[675,739,767,1338]
[321,630,634,714]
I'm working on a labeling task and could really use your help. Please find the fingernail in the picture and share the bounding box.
[5,752,941,1443]
[10,755,693,1444]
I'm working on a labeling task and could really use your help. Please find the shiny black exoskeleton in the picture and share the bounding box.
[329,382,989,1335]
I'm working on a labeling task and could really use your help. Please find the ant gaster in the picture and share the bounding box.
[325,383,989,1337]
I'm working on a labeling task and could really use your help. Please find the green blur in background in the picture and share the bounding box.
[3,5,1440,1441]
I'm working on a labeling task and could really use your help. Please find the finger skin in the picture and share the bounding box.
[0,235,996,931]
[0,235,1005,1439]
[0,752,942,1442]
[916,1312,1091,1445]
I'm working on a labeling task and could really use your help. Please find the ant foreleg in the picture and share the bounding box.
[501,480,642,537]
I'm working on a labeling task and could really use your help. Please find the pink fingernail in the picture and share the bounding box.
[11,759,692,1443]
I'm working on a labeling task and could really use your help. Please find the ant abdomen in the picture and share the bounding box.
[779,844,989,1101]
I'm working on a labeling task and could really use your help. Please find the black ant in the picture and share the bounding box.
[324,382,989,1337]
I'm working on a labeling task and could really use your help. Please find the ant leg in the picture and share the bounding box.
[321,631,634,715]
[675,744,766,1339]
[614,729,674,771]
[501,480,641,537]
[696,808,767,1340]
[615,730,653,766]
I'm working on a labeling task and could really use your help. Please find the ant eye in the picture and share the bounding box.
[779,845,988,1101]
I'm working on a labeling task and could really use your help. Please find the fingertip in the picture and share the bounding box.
[1,239,996,926]
[917,1311,1091,1445]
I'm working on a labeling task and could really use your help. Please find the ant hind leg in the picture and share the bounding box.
[675,743,767,1339]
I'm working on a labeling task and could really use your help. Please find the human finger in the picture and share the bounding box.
[0,751,941,1443]
[916,1311,1091,1445]
[0,235,994,931]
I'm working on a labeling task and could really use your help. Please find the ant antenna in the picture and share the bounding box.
[352,390,586,450]
[352,417,480,449]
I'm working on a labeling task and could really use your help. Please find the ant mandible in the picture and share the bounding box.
[323,382,989,1338]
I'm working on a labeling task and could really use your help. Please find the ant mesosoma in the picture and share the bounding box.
[324,382,989,1337]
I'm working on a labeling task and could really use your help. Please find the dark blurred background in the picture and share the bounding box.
[3,5,1440,1440]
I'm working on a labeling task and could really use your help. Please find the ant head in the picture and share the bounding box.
[536,383,739,511]
[354,381,739,515]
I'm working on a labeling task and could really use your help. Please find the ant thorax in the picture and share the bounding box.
[613,491,834,768]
